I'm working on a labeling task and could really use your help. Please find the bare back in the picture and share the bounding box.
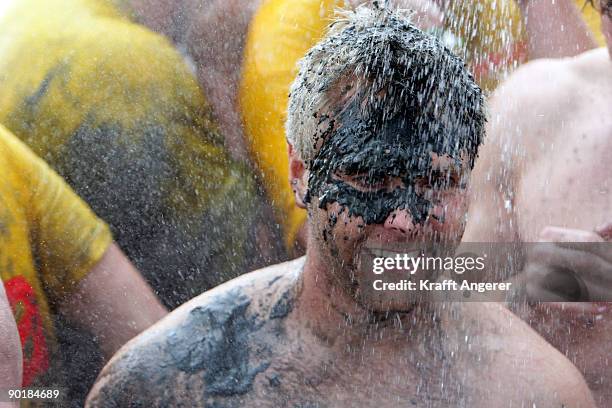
[464,47,612,403]
[514,49,612,240]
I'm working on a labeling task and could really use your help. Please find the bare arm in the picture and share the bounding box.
[517,0,597,59]
[182,0,262,163]
[462,86,522,245]
[0,282,21,408]
[460,68,535,287]
[59,243,167,359]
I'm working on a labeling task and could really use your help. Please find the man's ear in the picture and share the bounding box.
[288,144,308,209]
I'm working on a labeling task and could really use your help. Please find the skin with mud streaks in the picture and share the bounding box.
[87,7,595,408]
[86,261,594,408]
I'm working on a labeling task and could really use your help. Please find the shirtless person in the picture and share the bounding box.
[463,1,612,404]
[87,7,594,407]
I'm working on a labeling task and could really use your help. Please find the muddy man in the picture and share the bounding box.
[86,6,595,408]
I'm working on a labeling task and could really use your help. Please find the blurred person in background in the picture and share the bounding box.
[0,125,166,406]
[463,0,612,404]
[0,280,21,408]
[515,0,602,58]
[0,0,285,403]
[0,0,285,309]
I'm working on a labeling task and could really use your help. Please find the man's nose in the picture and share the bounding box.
[383,209,415,234]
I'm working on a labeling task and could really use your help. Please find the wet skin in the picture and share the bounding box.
[86,258,595,408]
[87,11,593,406]
[463,45,612,405]
[85,116,594,407]
[512,51,612,404]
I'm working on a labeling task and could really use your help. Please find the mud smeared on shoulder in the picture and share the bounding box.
[167,288,269,396]
[87,268,301,407]
[164,271,298,394]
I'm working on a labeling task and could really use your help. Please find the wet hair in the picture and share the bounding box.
[286,3,486,169]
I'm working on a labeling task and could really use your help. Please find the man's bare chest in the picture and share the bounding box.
[225,344,506,408]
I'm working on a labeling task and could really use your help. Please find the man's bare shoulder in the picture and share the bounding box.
[492,48,608,116]
[483,48,610,163]
[85,257,305,407]
[461,303,595,407]
[492,60,571,117]
[566,47,612,82]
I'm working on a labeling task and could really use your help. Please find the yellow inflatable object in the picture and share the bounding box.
[241,0,342,249]
[0,125,111,390]
[240,0,603,248]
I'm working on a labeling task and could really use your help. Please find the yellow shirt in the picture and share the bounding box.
[0,125,112,389]
[0,0,268,309]
[240,0,603,248]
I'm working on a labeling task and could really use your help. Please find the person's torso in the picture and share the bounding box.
[90,260,574,408]
[515,49,612,241]
[513,48,612,404]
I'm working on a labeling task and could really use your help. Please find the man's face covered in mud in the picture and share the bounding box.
[304,76,483,299]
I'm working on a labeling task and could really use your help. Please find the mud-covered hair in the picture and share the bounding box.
[286,4,486,168]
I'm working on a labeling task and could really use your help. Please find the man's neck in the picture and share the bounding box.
[295,244,442,351]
